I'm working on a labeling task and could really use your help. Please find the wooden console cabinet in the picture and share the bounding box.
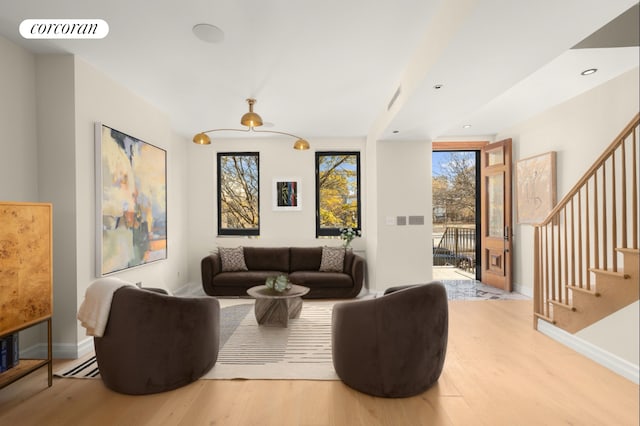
[0,202,53,389]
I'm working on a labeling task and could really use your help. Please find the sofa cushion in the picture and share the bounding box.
[218,247,248,272]
[319,246,345,272]
[243,247,290,271]
[290,247,323,271]
[213,270,286,287]
[289,271,353,288]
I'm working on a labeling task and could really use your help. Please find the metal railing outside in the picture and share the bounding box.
[434,226,476,273]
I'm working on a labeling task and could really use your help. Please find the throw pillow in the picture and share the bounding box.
[319,246,345,272]
[219,247,248,272]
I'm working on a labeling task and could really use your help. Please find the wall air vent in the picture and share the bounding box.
[387,86,401,111]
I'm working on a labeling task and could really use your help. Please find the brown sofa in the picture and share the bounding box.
[201,246,364,298]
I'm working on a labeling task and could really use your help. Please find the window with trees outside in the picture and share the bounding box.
[315,151,361,237]
[217,152,260,236]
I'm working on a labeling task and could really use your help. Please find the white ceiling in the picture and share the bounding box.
[0,0,638,143]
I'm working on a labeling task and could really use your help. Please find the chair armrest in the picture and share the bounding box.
[141,287,169,295]
[383,284,419,295]
[331,298,379,385]
[349,254,365,295]
[201,253,222,296]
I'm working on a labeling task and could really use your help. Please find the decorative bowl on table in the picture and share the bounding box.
[265,274,292,293]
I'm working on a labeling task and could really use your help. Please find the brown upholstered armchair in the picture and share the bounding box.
[331,282,448,397]
[93,287,220,395]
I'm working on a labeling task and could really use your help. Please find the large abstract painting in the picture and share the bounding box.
[516,151,556,224]
[95,123,167,276]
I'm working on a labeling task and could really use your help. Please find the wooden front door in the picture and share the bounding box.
[480,139,513,291]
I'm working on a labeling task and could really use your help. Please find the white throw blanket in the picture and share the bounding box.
[77,277,136,337]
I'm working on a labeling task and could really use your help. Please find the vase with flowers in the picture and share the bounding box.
[339,227,361,248]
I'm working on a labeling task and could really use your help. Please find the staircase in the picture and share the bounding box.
[534,114,640,333]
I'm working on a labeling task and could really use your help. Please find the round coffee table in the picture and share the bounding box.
[246,284,310,327]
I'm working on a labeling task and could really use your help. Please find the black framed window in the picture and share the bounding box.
[217,152,260,236]
[315,151,361,237]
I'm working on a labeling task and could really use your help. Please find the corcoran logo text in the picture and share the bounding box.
[19,19,109,39]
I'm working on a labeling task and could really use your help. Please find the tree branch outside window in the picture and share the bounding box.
[217,152,259,236]
[316,152,361,237]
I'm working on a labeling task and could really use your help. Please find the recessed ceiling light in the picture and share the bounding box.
[434,84,443,89]
[463,124,472,129]
[581,68,597,76]
[192,23,224,43]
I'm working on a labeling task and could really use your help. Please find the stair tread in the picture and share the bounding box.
[548,299,576,310]
[534,312,555,324]
[567,285,600,296]
[589,268,630,279]
[615,248,639,255]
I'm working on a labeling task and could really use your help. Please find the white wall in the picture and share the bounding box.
[186,132,434,294]
[35,55,78,355]
[22,52,191,358]
[497,67,640,296]
[363,134,379,291]
[186,137,366,287]
[71,58,190,355]
[0,35,42,351]
[0,36,38,201]
[374,139,433,290]
[577,301,639,365]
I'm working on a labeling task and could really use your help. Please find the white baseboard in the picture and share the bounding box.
[513,281,533,298]
[173,281,204,297]
[77,337,94,357]
[20,339,92,360]
[19,343,45,359]
[538,320,639,384]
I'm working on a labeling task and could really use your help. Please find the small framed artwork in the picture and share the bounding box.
[516,151,556,224]
[95,123,167,276]
[273,177,301,211]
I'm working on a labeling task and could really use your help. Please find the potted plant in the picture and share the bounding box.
[265,274,292,293]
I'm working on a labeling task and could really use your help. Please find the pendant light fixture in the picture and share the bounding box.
[193,98,310,150]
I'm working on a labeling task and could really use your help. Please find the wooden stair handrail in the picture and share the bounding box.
[537,113,640,227]
[533,113,639,332]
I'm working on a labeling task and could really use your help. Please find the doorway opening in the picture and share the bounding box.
[432,149,481,281]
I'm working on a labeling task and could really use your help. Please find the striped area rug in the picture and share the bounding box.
[55,301,339,381]
[205,302,337,380]
[55,354,101,379]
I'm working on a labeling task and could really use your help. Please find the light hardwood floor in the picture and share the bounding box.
[0,300,638,425]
